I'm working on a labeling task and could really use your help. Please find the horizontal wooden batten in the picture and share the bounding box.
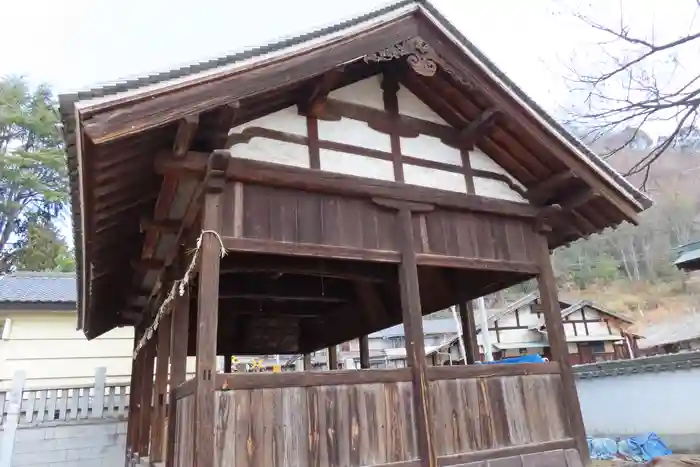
[416,254,539,274]
[172,378,196,399]
[426,362,560,381]
[437,440,577,466]
[156,152,538,219]
[215,368,412,390]
[221,237,401,263]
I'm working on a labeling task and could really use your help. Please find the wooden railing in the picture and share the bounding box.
[0,367,130,427]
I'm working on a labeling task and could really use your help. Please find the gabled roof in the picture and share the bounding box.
[0,272,77,309]
[59,0,650,338]
[674,240,700,271]
[560,300,634,324]
[638,314,700,349]
[370,317,459,338]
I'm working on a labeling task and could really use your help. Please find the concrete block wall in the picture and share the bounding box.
[9,420,127,467]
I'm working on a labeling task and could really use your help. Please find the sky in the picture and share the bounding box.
[1,0,697,241]
[0,0,588,106]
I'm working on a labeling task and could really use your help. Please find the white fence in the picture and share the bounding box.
[0,368,130,467]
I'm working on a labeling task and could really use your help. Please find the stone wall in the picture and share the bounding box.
[574,351,700,453]
[8,419,126,467]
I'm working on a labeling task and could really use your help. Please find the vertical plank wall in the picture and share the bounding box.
[213,381,418,467]
[429,372,570,459]
[174,395,195,467]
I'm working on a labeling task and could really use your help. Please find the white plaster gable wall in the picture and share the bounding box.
[226,75,528,203]
[228,106,311,169]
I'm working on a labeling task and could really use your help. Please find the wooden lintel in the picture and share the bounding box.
[139,217,181,235]
[458,108,500,149]
[157,152,539,219]
[173,114,199,157]
[219,293,347,303]
[130,257,165,272]
[219,259,390,283]
[527,171,576,205]
[299,68,345,117]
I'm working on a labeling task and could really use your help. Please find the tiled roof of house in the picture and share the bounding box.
[0,272,77,304]
[638,313,700,349]
[370,318,460,338]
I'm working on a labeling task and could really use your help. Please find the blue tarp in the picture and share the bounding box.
[588,433,672,462]
[480,354,546,364]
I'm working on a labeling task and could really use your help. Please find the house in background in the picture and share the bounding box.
[0,272,200,389]
[638,314,700,355]
[0,272,135,389]
[436,291,640,365]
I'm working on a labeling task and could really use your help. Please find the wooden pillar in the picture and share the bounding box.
[150,312,172,463]
[535,235,590,465]
[327,345,338,370]
[359,335,370,369]
[194,178,224,467]
[223,354,232,373]
[166,285,190,467]
[396,207,435,467]
[125,331,143,465]
[457,301,478,364]
[303,353,312,371]
[137,335,156,460]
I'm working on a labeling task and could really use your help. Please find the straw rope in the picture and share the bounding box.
[132,230,226,359]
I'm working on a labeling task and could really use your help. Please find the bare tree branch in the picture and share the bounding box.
[565,1,700,190]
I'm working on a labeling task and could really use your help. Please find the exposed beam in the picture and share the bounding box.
[173,115,199,157]
[527,171,576,205]
[298,68,345,117]
[219,293,347,303]
[139,217,180,235]
[219,250,394,283]
[156,151,540,219]
[457,108,500,150]
[559,187,596,211]
[208,102,239,150]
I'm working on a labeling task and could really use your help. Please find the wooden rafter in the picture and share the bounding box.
[457,108,500,150]
[527,171,576,205]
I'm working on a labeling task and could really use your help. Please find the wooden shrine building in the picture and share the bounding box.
[59,2,651,466]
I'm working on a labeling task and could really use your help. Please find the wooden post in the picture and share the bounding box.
[137,335,156,460]
[166,284,190,467]
[535,235,590,465]
[396,207,435,467]
[327,345,338,370]
[223,354,232,373]
[93,367,107,419]
[194,171,225,467]
[125,332,143,466]
[303,353,312,371]
[151,312,172,463]
[359,335,370,369]
[457,302,478,364]
[0,370,25,467]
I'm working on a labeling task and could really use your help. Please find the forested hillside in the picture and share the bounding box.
[547,148,700,324]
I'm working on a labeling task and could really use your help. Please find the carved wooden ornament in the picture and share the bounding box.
[364,37,438,77]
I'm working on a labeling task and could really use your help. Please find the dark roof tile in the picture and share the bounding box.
[0,272,77,304]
